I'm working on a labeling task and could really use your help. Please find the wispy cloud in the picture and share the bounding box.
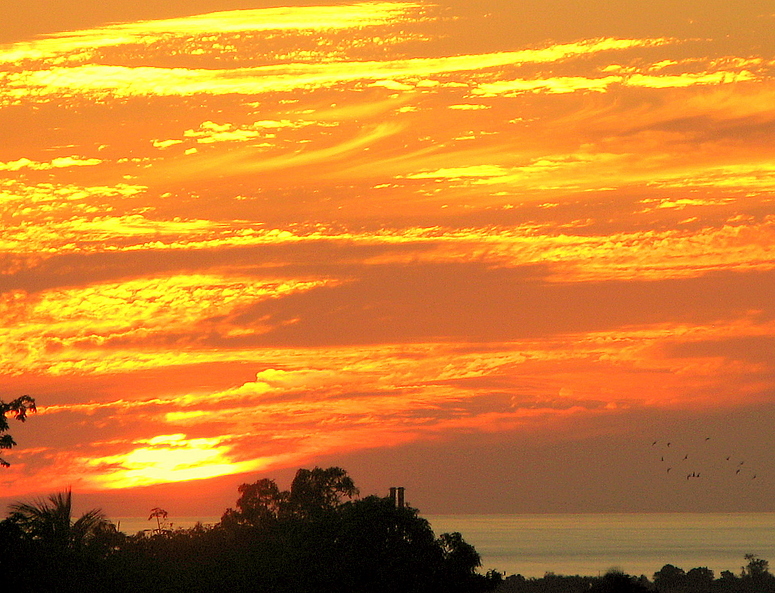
[2,1,774,501]
[0,2,427,64]
[0,274,335,375]
[472,70,757,96]
[2,37,672,102]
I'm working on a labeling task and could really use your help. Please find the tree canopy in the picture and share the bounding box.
[221,465,359,528]
[0,395,36,467]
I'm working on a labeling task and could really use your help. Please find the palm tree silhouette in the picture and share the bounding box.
[8,489,110,551]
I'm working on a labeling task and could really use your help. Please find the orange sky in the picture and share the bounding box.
[1,0,774,517]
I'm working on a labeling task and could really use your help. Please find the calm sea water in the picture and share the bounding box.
[427,514,775,578]
[114,513,775,579]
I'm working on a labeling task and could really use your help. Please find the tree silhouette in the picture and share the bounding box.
[288,466,358,519]
[740,553,775,591]
[331,494,445,593]
[590,570,651,593]
[8,488,111,552]
[217,467,497,593]
[221,466,359,528]
[148,507,170,534]
[742,553,770,578]
[0,395,36,467]
[654,563,687,591]
[686,566,714,592]
[439,531,482,576]
[220,477,288,529]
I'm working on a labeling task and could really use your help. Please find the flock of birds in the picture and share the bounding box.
[650,436,760,483]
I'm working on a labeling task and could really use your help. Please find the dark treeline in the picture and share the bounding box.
[494,554,775,593]
[0,466,500,593]
[2,466,774,593]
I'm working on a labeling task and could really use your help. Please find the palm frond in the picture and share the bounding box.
[7,488,111,548]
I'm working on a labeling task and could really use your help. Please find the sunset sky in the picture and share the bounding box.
[1,0,774,518]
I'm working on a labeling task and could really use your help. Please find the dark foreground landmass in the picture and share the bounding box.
[1,466,772,593]
[0,467,498,593]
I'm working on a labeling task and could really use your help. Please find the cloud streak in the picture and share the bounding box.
[0,2,427,64]
[2,38,677,103]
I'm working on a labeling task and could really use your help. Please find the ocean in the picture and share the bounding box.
[427,514,775,578]
[113,513,775,579]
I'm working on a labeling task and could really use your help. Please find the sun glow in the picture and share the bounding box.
[84,434,268,488]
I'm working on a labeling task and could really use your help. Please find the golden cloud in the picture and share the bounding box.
[0,274,336,375]
[0,156,103,171]
[2,37,672,102]
[0,2,426,65]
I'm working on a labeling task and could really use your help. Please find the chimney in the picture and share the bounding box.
[389,487,405,508]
